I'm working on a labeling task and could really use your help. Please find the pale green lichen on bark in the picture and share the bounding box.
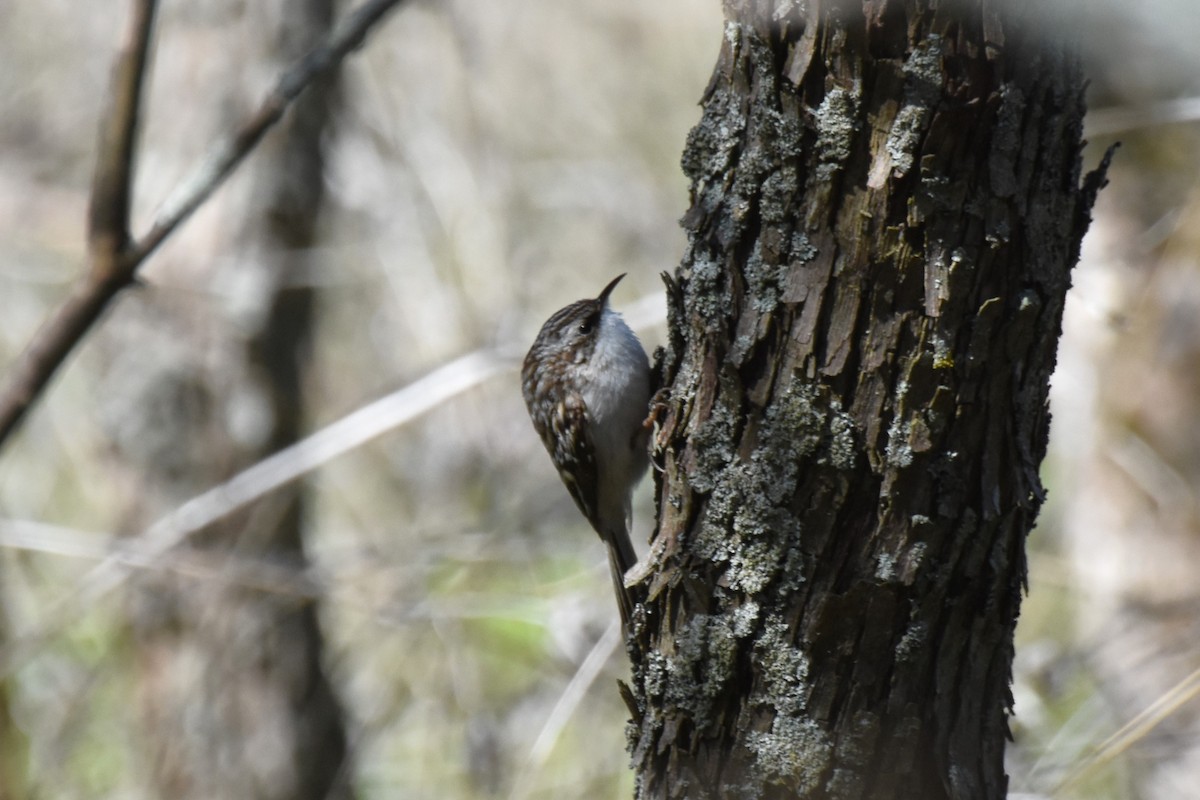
[689,395,739,495]
[877,527,930,584]
[875,550,900,581]
[930,331,954,370]
[686,255,733,328]
[694,377,862,587]
[887,103,930,176]
[728,515,796,592]
[695,458,799,590]
[744,241,786,313]
[761,166,798,230]
[746,716,833,791]
[886,34,944,176]
[643,650,668,698]
[694,486,737,561]
[790,231,818,263]
[762,379,829,462]
[814,86,861,178]
[682,97,744,185]
[726,381,836,589]
[825,402,857,470]
[753,618,811,715]
[732,599,762,636]
[895,616,930,663]
[723,18,740,48]
[664,613,740,730]
[884,378,916,469]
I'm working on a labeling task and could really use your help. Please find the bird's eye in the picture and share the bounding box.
[578,316,597,335]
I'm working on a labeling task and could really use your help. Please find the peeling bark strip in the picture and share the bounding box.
[628,2,1109,798]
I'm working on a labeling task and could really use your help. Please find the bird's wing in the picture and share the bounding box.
[546,391,602,532]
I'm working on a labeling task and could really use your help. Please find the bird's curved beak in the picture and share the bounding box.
[596,273,626,307]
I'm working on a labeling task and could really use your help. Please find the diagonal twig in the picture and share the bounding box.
[0,347,515,676]
[508,619,623,800]
[0,0,409,450]
[0,0,158,448]
[128,0,407,265]
[88,0,156,268]
[0,294,663,673]
[1050,664,1200,796]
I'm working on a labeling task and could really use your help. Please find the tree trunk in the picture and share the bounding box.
[626,2,1109,797]
[113,1,352,797]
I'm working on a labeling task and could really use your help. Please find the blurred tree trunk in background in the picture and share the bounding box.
[108,1,352,797]
[1058,166,1200,795]
[627,2,1106,798]
[0,612,29,800]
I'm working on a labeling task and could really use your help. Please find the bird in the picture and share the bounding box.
[521,274,652,625]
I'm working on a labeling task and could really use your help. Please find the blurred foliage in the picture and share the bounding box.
[1,0,1200,798]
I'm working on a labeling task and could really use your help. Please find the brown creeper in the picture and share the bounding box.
[521,274,651,624]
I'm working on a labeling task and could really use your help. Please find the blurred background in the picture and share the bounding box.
[0,1,1197,798]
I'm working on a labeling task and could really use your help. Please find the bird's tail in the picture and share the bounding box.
[604,526,639,628]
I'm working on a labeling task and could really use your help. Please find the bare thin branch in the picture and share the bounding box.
[0,518,325,599]
[87,0,156,268]
[1085,96,1200,137]
[0,0,158,447]
[0,517,561,626]
[0,348,514,676]
[129,0,408,264]
[1051,666,1200,796]
[0,0,409,451]
[509,619,622,800]
[0,289,664,668]
[82,349,510,599]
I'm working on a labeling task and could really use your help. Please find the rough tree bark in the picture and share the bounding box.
[626,2,1110,798]
[112,1,352,798]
